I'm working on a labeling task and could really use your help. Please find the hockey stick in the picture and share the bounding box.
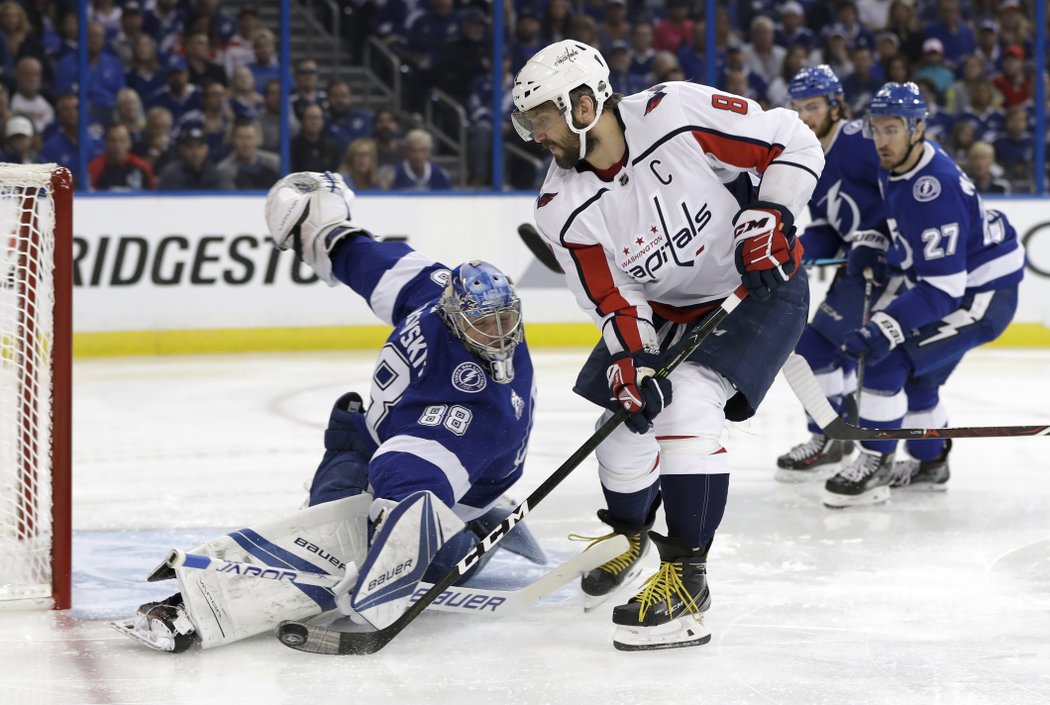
[517,223,564,274]
[277,286,749,655]
[167,537,628,618]
[853,268,875,424]
[783,353,1050,440]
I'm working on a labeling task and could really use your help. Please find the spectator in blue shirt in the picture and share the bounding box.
[126,34,165,105]
[0,0,46,75]
[290,58,328,120]
[994,106,1035,193]
[194,0,237,45]
[676,22,724,87]
[774,2,813,52]
[55,20,126,125]
[40,93,104,188]
[390,128,452,191]
[48,10,78,64]
[841,45,883,115]
[143,0,184,54]
[628,22,656,83]
[957,78,1005,144]
[402,0,460,71]
[924,0,975,68]
[246,28,280,92]
[325,79,372,155]
[508,8,541,72]
[147,54,202,123]
[610,41,649,95]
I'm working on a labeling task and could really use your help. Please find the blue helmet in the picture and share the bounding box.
[787,65,842,101]
[867,81,927,122]
[863,82,927,139]
[438,261,523,384]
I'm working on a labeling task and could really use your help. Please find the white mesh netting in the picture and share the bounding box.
[0,164,59,606]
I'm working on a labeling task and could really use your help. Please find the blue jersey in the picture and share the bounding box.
[330,235,535,510]
[801,120,889,260]
[880,141,1025,333]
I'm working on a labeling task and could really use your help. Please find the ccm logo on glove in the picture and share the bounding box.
[732,201,802,300]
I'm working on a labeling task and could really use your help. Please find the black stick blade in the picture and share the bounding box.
[517,223,563,274]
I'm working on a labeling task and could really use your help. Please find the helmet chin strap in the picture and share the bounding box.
[889,133,924,174]
[565,105,604,160]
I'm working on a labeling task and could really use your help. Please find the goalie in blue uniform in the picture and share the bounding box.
[113,172,543,651]
[822,83,1025,508]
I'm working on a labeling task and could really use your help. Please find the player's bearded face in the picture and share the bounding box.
[793,97,835,139]
[532,106,596,169]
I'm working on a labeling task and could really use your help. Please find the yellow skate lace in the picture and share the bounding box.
[634,561,702,622]
[568,531,642,575]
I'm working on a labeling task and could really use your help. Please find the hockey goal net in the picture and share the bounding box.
[0,163,72,610]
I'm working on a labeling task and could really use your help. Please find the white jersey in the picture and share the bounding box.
[534,81,823,355]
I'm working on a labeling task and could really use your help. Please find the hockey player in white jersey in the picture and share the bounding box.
[512,40,823,650]
[113,172,543,651]
[823,83,1024,507]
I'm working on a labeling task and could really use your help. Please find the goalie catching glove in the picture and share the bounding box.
[732,201,803,300]
[607,350,673,434]
[265,171,364,285]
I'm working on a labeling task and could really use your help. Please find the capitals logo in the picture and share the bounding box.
[537,192,558,208]
[452,362,487,393]
[644,85,667,116]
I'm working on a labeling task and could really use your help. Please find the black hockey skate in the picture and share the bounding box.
[823,450,896,508]
[110,593,198,653]
[776,434,854,482]
[574,507,655,611]
[611,533,712,651]
[891,440,951,491]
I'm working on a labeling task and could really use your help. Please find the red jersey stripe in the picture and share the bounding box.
[691,130,785,173]
[569,243,645,351]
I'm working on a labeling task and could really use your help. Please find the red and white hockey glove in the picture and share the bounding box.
[607,351,673,435]
[732,201,803,301]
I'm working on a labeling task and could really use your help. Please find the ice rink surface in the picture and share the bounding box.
[2,347,1049,705]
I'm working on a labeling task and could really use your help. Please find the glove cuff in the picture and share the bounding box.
[324,223,367,255]
[870,311,905,349]
[850,229,890,252]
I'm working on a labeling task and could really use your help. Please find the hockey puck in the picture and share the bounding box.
[278,622,309,646]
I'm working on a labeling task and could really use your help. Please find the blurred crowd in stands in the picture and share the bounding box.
[0,0,1046,193]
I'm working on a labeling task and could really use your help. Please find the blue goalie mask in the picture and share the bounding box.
[438,261,523,384]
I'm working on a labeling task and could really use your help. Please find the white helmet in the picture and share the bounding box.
[512,40,612,159]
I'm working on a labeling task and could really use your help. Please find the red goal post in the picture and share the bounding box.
[0,163,72,610]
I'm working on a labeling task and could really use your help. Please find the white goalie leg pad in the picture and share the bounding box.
[595,411,661,493]
[350,490,465,629]
[174,493,371,649]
